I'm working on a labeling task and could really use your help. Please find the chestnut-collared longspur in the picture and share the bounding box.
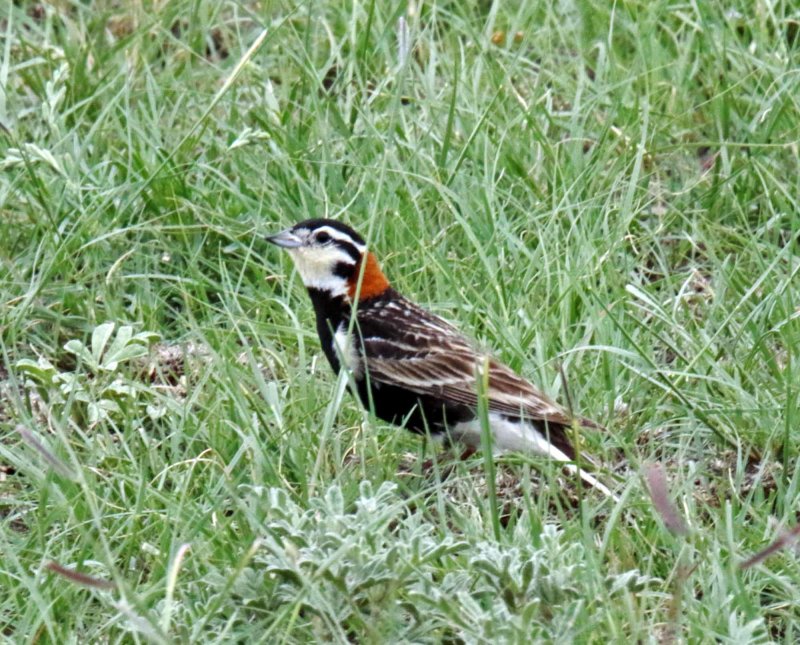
[267,219,614,498]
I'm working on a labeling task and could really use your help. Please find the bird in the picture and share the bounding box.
[267,218,615,498]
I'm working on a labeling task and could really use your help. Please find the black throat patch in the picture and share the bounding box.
[307,287,349,373]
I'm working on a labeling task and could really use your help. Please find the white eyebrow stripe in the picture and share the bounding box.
[316,226,366,250]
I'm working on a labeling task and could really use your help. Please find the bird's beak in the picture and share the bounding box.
[266,229,303,248]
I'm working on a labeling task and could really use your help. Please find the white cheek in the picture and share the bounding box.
[288,247,351,295]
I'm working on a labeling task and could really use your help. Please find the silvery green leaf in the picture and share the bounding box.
[64,339,95,369]
[146,403,167,419]
[15,357,58,383]
[105,380,136,398]
[132,331,160,344]
[103,324,132,364]
[102,343,149,371]
[91,322,116,363]
[101,326,157,370]
[606,569,653,595]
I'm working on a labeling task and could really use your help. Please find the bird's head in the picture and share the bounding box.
[267,219,390,300]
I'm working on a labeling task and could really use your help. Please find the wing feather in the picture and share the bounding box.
[357,297,588,428]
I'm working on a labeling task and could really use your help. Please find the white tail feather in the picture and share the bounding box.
[563,463,619,502]
[451,412,618,501]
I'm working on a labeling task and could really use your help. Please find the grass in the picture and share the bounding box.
[1,0,799,641]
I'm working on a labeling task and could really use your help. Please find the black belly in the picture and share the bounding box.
[308,290,475,436]
[354,378,474,436]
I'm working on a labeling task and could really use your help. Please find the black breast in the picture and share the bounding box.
[351,291,474,435]
[306,287,473,436]
[353,378,474,437]
[307,287,348,374]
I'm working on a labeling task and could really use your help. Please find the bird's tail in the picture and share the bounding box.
[486,417,619,501]
[563,461,619,502]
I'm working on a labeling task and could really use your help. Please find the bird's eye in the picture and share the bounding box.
[315,231,331,244]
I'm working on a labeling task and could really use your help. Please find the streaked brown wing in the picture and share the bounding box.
[357,297,581,427]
